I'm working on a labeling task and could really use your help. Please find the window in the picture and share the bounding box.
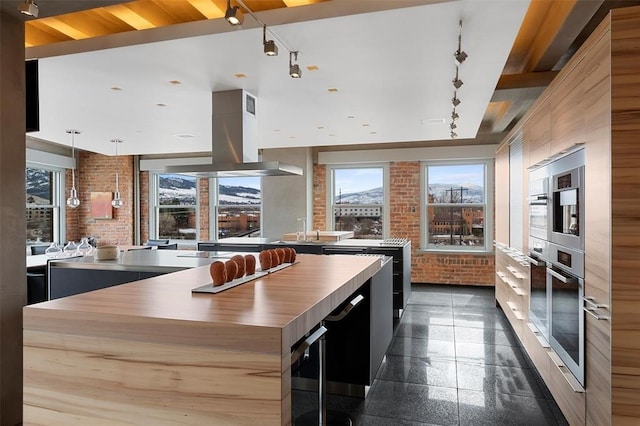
[153,173,198,241]
[423,161,493,251]
[26,166,62,244]
[212,177,261,239]
[329,166,387,239]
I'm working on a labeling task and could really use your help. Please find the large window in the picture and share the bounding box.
[154,173,198,240]
[213,177,261,239]
[329,166,387,239]
[26,166,62,244]
[423,161,492,251]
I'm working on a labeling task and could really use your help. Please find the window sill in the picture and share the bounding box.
[418,248,493,256]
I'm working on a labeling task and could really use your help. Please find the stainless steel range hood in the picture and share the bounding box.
[165,90,303,177]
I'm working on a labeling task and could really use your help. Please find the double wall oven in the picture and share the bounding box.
[527,148,585,387]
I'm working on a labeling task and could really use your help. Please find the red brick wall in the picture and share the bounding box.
[65,151,135,246]
[198,178,209,241]
[140,171,150,244]
[314,162,495,286]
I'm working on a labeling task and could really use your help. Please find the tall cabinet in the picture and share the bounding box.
[495,6,640,425]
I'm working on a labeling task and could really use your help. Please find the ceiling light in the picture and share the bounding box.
[307,66,319,71]
[18,0,38,17]
[450,131,458,139]
[225,0,243,25]
[452,95,461,107]
[451,110,459,121]
[454,50,468,65]
[111,139,124,209]
[450,122,457,130]
[65,130,81,208]
[263,25,278,56]
[452,77,463,89]
[169,80,182,85]
[289,51,302,78]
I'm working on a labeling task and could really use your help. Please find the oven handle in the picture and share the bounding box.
[526,256,539,266]
[527,195,549,202]
[546,267,578,284]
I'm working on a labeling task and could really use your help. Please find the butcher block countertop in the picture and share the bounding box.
[23,254,382,425]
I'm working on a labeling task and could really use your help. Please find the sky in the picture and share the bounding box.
[334,168,383,194]
[163,174,261,190]
[428,164,484,187]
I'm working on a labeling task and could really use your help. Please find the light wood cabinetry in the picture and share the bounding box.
[496,6,640,425]
[494,244,528,337]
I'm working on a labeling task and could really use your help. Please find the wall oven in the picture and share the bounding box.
[550,149,584,251]
[547,242,585,387]
[528,246,549,343]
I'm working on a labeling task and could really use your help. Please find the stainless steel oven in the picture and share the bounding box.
[528,248,550,343]
[547,242,585,387]
[528,166,550,241]
[550,149,584,251]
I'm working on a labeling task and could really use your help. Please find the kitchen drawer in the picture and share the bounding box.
[547,351,586,426]
[521,323,551,376]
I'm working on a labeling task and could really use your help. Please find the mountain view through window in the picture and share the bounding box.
[333,168,383,239]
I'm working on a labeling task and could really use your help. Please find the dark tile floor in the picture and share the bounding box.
[292,284,568,425]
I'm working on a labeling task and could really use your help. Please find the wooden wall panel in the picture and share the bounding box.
[524,105,551,166]
[495,143,510,245]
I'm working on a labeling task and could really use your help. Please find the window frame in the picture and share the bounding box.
[208,176,263,241]
[149,173,200,242]
[325,163,390,239]
[26,163,65,246]
[420,159,494,253]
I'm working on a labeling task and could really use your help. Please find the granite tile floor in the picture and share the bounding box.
[292,284,568,426]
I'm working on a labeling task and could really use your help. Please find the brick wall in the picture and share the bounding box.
[140,171,149,244]
[65,151,135,246]
[198,178,209,241]
[314,162,495,286]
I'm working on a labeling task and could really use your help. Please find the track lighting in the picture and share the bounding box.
[263,25,278,56]
[66,130,81,208]
[18,0,38,17]
[451,110,459,121]
[452,67,463,89]
[450,131,458,139]
[450,122,457,130]
[225,0,243,25]
[452,95,461,107]
[454,21,468,64]
[289,51,302,78]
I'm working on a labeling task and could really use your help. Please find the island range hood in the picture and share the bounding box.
[165,90,302,177]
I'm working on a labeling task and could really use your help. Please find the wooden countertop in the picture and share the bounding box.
[25,254,381,353]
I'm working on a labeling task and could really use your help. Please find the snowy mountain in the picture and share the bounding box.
[428,183,484,203]
[335,187,383,204]
[158,175,261,205]
[26,168,51,202]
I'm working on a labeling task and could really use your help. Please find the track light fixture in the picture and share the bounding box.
[289,51,302,78]
[263,25,278,56]
[225,0,243,25]
[452,67,463,89]
[18,0,38,17]
[450,122,457,130]
[451,110,459,121]
[450,131,458,139]
[452,95,461,107]
[454,21,468,64]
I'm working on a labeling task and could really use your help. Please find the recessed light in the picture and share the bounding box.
[307,65,319,71]
[370,131,377,134]
[176,134,195,139]
[329,134,335,136]
[362,123,370,127]
[347,116,355,119]
[111,86,122,91]
[289,136,295,139]
[274,129,281,132]
[317,126,324,130]
[156,103,166,107]
[328,88,338,93]
[421,118,446,125]
[234,73,247,78]
[169,80,182,85]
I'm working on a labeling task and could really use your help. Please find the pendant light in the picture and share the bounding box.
[66,129,81,208]
[111,139,123,208]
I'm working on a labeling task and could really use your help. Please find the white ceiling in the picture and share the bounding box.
[30,0,529,156]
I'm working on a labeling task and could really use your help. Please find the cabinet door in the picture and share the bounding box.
[495,144,510,245]
[525,106,551,167]
[550,57,586,153]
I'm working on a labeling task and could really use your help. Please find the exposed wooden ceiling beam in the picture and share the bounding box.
[495,71,559,91]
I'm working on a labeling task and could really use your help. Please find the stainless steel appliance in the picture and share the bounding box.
[547,242,585,387]
[528,250,550,343]
[550,149,584,251]
[528,166,550,241]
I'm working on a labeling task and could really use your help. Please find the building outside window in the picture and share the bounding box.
[212,177,261,239]
[329,166,387,239]
[423,161,492,252]
[26,166,62,245]
[154,173,198,241]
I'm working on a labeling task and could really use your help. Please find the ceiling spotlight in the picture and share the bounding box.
[451,110,459,121]
[450,131,458,139]
[225,0,243,25]
[289,51,302,78]
[452,78,464,89]
[263,25,278,56]
[454,50,468,65]
[452,95,461,107]
[450,122,457,130]
[18,0,38,17]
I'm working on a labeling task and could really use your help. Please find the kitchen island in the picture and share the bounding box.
[23,254,384,425]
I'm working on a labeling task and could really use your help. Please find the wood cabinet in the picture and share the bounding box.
[494,244,528,337]
[496,6,640,425]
